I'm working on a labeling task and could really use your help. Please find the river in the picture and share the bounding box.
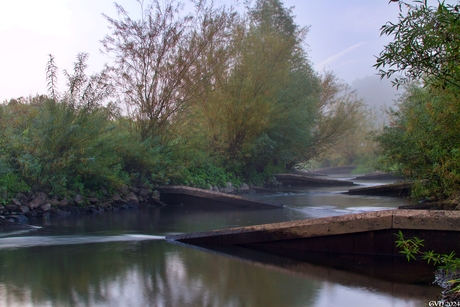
[0,178,441,306]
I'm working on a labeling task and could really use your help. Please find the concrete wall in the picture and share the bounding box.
[167,210,460,256]
[157,186,282,209]
[167,210,460,283]
[166,210,460,284]
[273,173,355,186]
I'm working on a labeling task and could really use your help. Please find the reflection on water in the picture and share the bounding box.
[0,182,440,307]
[0,240,318,307]
[0,239,438,307]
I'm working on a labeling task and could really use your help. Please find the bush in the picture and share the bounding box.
[16,100,128,195]
[1,97,178,197]
[395,231,460,301]
[0,157,29,204]
[374,85,460,200]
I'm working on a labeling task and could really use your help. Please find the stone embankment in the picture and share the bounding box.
[0,182,258,227]
[0,185,166,226]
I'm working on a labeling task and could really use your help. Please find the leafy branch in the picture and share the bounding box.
[46,54,58,101]
[395,230,460,297]
[375,0,460,89]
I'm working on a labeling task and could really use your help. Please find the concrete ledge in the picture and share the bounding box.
[346,182,411,197]
[167,210,393,244]
[393,209,460,231]
[156,185,282,209]
[166,210,460,248]
[307,166,357,175]
[273,173,355,187]
[353,172,402,181]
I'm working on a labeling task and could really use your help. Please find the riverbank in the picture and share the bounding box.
[0,181,262,227]
[0,169,441,227]
[0,170,453,303]
[0,184,167,226]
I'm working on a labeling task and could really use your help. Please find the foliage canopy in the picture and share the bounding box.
[375,0,460,200]
[375,0,460,88]
[1,0,373,200]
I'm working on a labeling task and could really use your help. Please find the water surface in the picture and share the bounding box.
[0,180,441,306]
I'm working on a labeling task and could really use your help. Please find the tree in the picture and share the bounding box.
[248,0,298,37]
[303,71,366,162]
[374,1,460,200]
[179,0,323,180]
[46,53,113,108]
[318,106,381,170]
[375,0,460,88]
[374,84,460,199]
[102,0,237,140]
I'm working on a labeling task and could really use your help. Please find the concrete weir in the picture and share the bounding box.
[273,173,355,187]
[167,210,460,282]
[345,182,411,197]
[156,186,282,209]
[167,209,460,261]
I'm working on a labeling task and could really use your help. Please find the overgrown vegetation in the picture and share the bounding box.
[395,231,460,300]
[0,57,170,200]
[0,0,370,203]
[375,0,460,89]
[374,0,460,201]
[312,76,381,173]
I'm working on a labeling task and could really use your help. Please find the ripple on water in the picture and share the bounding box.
[0,234,165,250]
[346,206,396,212]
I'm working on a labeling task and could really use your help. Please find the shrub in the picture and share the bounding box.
[374,85,460,200]
[395,231,460,300]
[0,157,29,205]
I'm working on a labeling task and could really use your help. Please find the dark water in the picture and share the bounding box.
[0,180,441,307]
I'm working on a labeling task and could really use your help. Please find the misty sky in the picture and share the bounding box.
[0,0,438,107]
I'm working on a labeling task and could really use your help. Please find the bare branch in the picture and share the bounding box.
[46,54,58,101]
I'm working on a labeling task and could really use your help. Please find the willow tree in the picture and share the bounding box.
[374,1,460,200]
[375,0,460,88]
[304,71,366,162]
[102,0,237,139]
[181,0,321,179]
[317,103,381,169]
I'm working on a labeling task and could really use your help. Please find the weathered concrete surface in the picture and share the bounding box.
[399,203,437,210]
[156,186,283,209]
[345,182,411,197]
[273,173,355,187]
[353,172,402,181]
[392,209,460,231]
[166,210,460,257]
[291,170,328,177]
[307,166,357,176]
[167,210,392,245]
